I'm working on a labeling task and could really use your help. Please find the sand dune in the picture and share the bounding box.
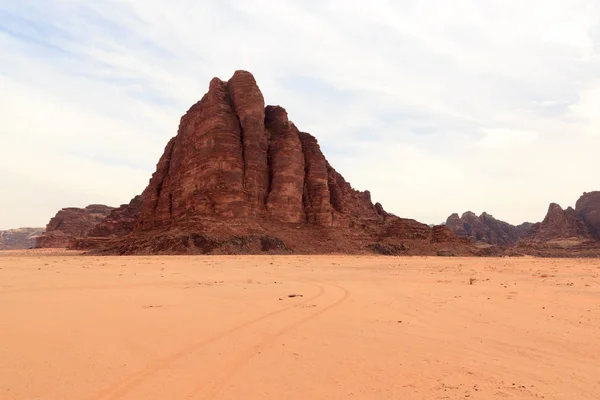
[1,251,599,399]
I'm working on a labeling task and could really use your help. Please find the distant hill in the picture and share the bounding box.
[445,191,600,257]
[444,212,532,246]
[0,227,44,250]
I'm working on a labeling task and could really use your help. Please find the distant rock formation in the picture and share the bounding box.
[36,205,114,248]
[0,227,44,250]
[445,211,532,246]
[575,191,600,240]
[71,196,143,250]
[442,192,600,257]
[513,192,600,257]
[90,70,473,256]
[525,203,591,242]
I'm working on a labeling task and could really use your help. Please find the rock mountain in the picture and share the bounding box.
[445,212,532,246]
[38,70,472,256]
[32,71,600,257]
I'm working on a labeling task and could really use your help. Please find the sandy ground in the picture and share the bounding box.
[0,251,599,400]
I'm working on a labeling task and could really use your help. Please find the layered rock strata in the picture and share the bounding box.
[94,70,473,255]
[36,205,114,248]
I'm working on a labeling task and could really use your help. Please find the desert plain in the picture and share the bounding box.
[0,251,599,400]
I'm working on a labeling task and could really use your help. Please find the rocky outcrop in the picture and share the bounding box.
[36,205,114,248]
[86,196,143,238]
[445,211,532,246]
[0,227,44,250]
[135,73,384,230]
[512,194,600,257]
[526,203,591,242]
[576,191,600,240]
[96,70,474,256]
[70,196,144,250]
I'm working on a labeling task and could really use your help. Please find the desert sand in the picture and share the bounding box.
[0,251,599,399]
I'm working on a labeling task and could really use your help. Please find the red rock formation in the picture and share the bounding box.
[508,194,600,257]
[526,203,591,242]
[445,211,531,246]
[299,131,334,226]
[264,106,305,222]
[445,213,468,237]
[70,196,143,250]
[95,70,473,255]
[481,213,533,245]
[0,227,44,250]
[135,72,390,233]
[228,71,270,213]
[431,225,460,243]
[576,191,600,240]
[36,205,114,248]
[87,196,143,238]
[443,192,600,257]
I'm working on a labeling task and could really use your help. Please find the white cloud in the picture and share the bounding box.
[0,0,599,228]
[476,129,539,149]
[567,83,600,137]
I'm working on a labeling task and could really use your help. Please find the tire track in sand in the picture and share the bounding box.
[191,281,350,399]
[87,283,325,400]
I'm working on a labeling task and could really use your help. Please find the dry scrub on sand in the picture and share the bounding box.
[0,250,599,399]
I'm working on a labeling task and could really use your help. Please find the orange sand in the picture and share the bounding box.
[1,251,599,399]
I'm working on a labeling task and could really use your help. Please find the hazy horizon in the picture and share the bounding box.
[1,0,599,230]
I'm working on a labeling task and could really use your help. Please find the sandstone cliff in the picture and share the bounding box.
[71,196,143,250]
[36,205,114,248]
[87,196,143,237]
[0,227,44,250]
[95,70,473,255]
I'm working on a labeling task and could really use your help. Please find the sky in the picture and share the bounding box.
[1,0,599,229]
